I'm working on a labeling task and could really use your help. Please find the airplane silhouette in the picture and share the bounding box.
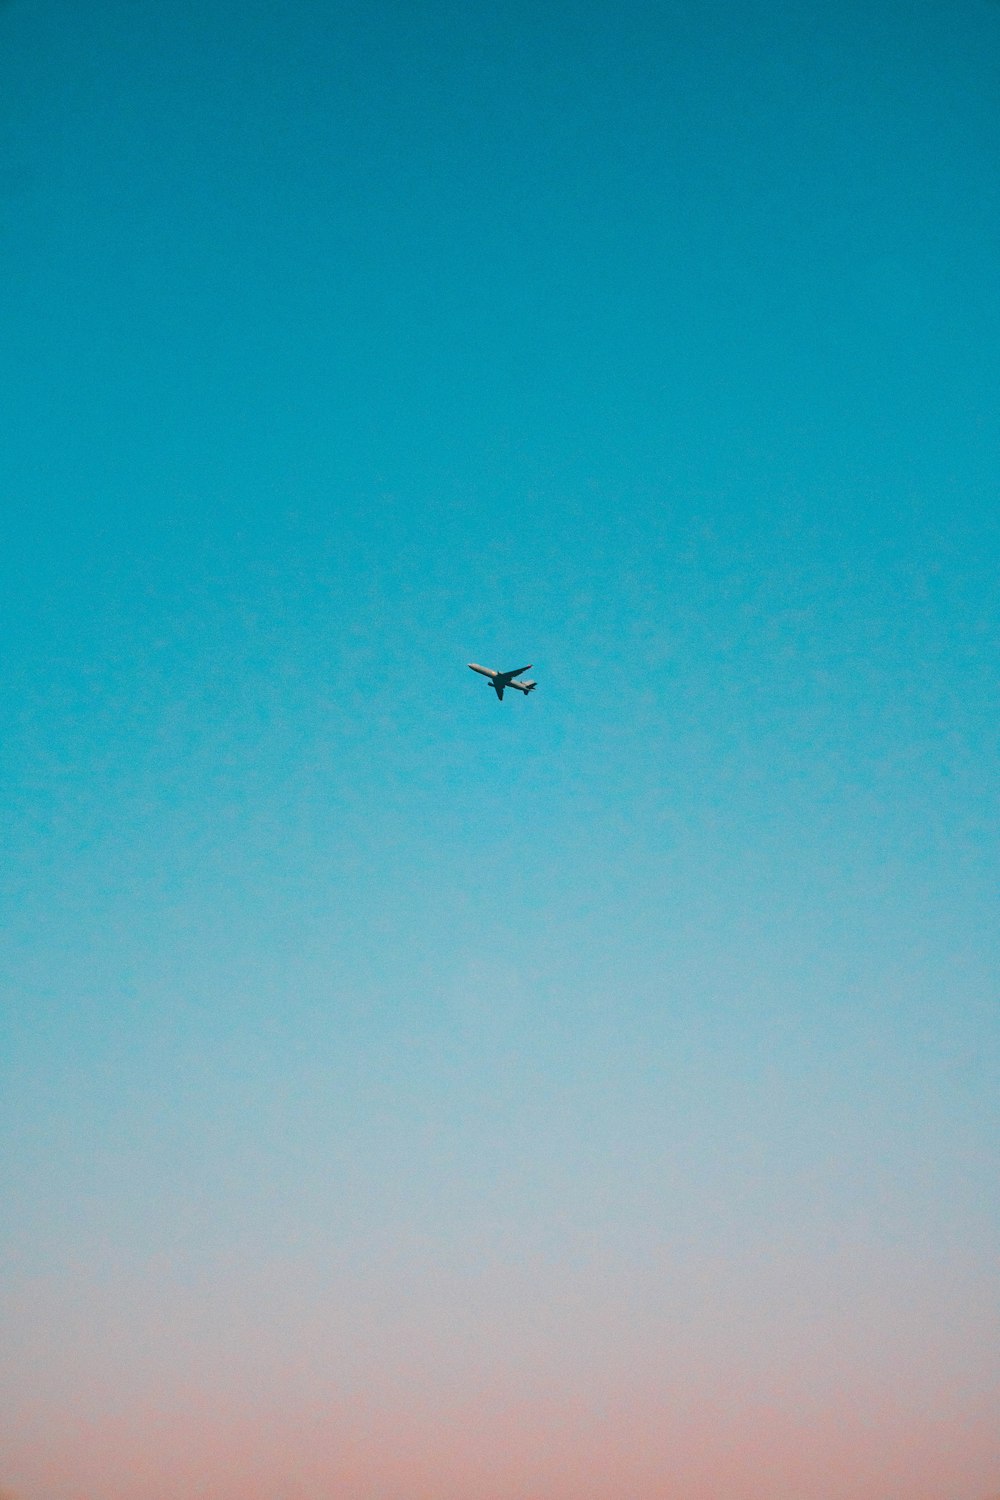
[467,662,537,701]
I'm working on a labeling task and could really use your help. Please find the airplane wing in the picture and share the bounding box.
[493,681,505,700]
[504,664,532,680]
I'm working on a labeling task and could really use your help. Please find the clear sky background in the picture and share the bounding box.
[1,1,998,1497]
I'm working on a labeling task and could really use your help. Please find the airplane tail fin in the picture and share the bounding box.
[511,679,537,695]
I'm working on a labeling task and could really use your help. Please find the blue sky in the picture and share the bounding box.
[1,2,999,1496]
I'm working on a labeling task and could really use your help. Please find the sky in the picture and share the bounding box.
[1,0,999,1496]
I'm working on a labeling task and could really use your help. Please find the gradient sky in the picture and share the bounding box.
[2,1,999,1497]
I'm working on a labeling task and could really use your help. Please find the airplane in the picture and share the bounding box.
[468,662,537,701]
